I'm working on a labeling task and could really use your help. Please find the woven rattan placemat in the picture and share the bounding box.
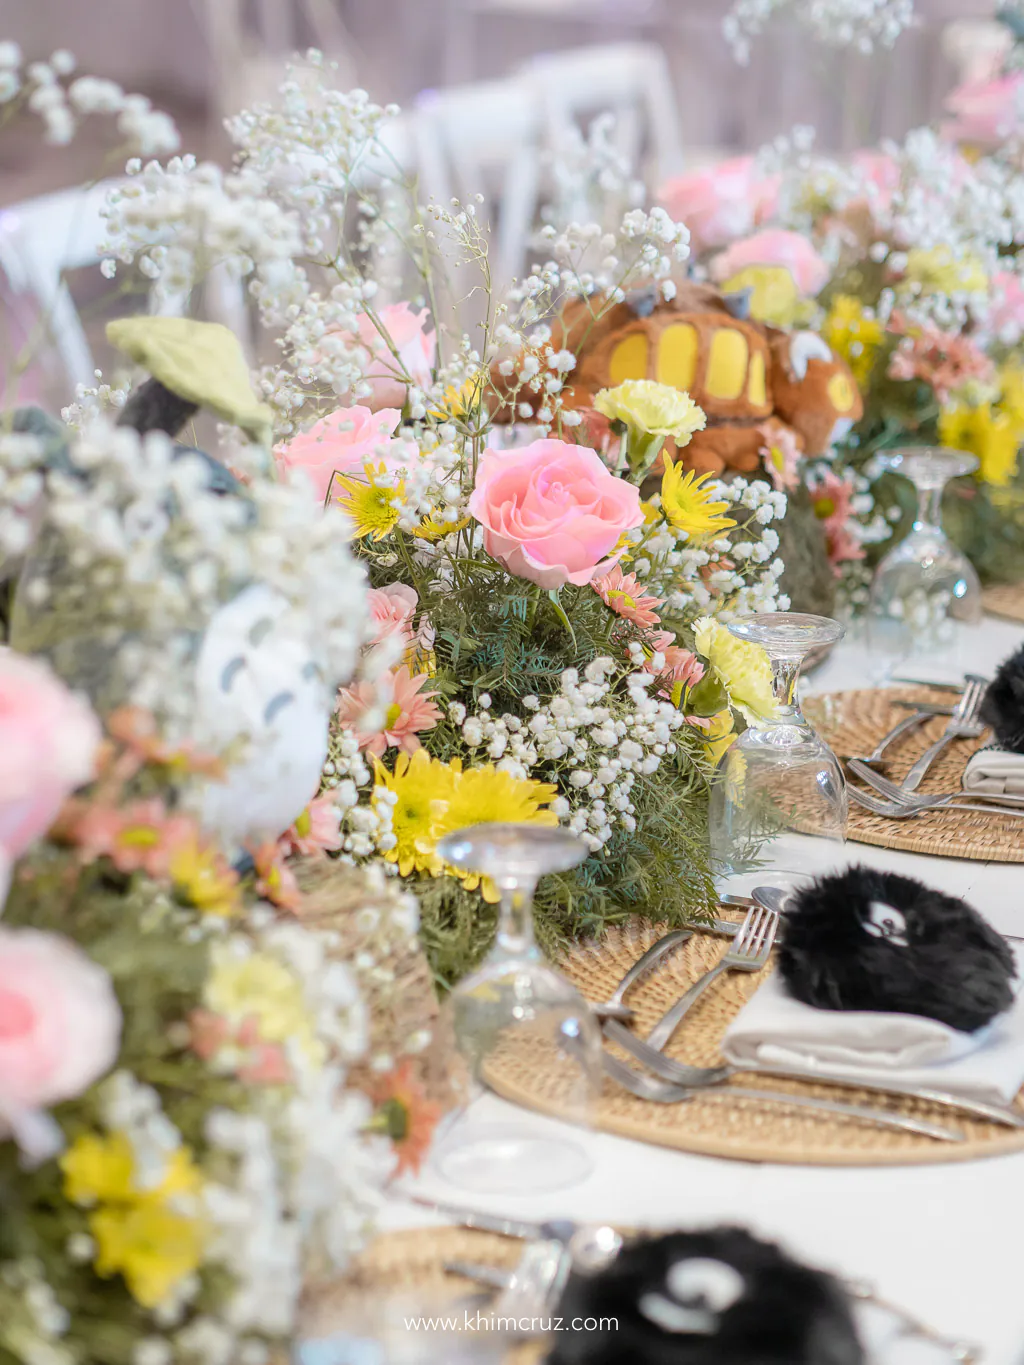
[305,1227,544,1364]
[809,687,1024,863]
[481,920,1024,1167]
[983,582,1024,624]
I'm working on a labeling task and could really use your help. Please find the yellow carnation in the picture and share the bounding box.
[938,402,1019,487]
[594,379,706,444]
[904,247,987,297]
[694,616,777,723]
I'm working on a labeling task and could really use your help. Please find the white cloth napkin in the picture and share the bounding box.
[962,746,1024,796]
[721,960,1024,1105]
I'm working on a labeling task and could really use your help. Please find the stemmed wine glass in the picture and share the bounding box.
[709,613,847,878]
[867,446,982,675]
[429,823,602,1194]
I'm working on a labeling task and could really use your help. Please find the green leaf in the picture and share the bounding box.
[687,672,729,718]
[547,589,577,649]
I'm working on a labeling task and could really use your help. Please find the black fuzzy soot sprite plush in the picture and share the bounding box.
[981,644,1024,753]
[546,1227,863,1365]
[779,866,1015,1031]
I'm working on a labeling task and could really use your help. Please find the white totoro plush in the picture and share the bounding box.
[193,584,330,849]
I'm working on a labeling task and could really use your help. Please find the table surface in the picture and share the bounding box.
[390,613,1024,1365]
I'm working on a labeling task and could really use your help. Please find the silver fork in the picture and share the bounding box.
[645,905,778,1051]
[899,675,988,792]
[849,758,1024,810]
[595,1040,962,1141]
[591,921,740,1023]
[848,782,1024,821]
[844,708,939,772]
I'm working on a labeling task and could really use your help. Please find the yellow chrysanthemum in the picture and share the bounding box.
[169,837,241,917]
[594,380,706,444]
[333,461,405,541]
[694,616,777,724]
[904,246,987,297]
[999,360,1024,425]
[372,748,455,877]
[435,761,559,902]
[938,403,1020,487]
[411,512,472,541]
[718,265,809,329]
[429,374,485,420]
[205,945,324,1067]
[62,1133,205,1309]
[822,294,884,387]
[92,1202,205,1310]
[660,462,737,540]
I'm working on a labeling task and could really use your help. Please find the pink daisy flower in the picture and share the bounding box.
[758,422,801,492]
[72,799,195,878]
[662,647,706,689]
[810,470,865,573]
[593,565,665,628]
[283,792,343,857]
[337,667,442,757]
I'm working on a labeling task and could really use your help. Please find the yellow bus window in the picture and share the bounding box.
[656,323,698,390]
[705,329,748,401]
[747,350,767,406]
[608,333,649,384]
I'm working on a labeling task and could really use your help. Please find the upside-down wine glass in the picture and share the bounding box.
[866,446,982,677]
[429,823,603,1195]
[709,613,847,880]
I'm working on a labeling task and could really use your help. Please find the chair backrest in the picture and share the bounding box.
[194,0,362,118]
[942,18,1012,83]
[519,42,685,189]
[413,77,542,287]
[0,182,118,394]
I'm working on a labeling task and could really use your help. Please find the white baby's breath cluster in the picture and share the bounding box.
[763,125,1024,333]
[638,477,789,620]
[0,419,367,736]
[539,109,646,237]
[723,0,915,64]
[0,42,178,151]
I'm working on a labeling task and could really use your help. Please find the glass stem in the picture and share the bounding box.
[770,655,804,725]
[493,879,538,959]
[913,480,946,534]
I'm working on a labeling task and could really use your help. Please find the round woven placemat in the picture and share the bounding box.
[983,582,1024,623]
[481,920,1024,1167]
[305,1227,544,1364]
[808,687,1024,864]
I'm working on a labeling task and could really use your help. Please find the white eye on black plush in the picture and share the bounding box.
[862,901,910,946]
[638,1258,745,1336]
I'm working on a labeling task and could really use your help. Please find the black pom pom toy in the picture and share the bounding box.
[981,644,1024,753]
[778,866,1015,1031]
[546,1226,863,1365]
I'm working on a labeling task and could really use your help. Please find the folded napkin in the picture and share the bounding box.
[721,957,1024,1105]
[962,746,1024,796]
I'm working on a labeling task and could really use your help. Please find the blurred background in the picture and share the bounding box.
[0,0,1002,409]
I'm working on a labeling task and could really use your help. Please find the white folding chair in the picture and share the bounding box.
[193,0,363,121]
[519,42,684,192]
[0,181,252,398]
[0,182,119,394]
[413,77,542,287]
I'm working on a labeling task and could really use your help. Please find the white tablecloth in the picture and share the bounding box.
[391,613,1024,1365]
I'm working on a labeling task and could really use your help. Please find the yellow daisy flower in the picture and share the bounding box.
[702,709,738,766]
[333,461,405,541]
[372,748,456,877]
[169,837,241,917]
[92,1202,205,1310]
[435,761,559,902]
[660,462,737,540]
[822,294,884,387]
[938,403,1019,487]
[411,512,472,541]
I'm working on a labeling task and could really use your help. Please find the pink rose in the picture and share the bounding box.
[348,303,437,410]
[0,927,121,1159]
[943,73,1024,149]
[711,229,830,296]
[989,271,1024,342]
[658,156,779,252]
[367,583,419,650]
[850,150,901,217]
[0,652,99,874]
[273,405,405,503]
[468,439,643,590]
